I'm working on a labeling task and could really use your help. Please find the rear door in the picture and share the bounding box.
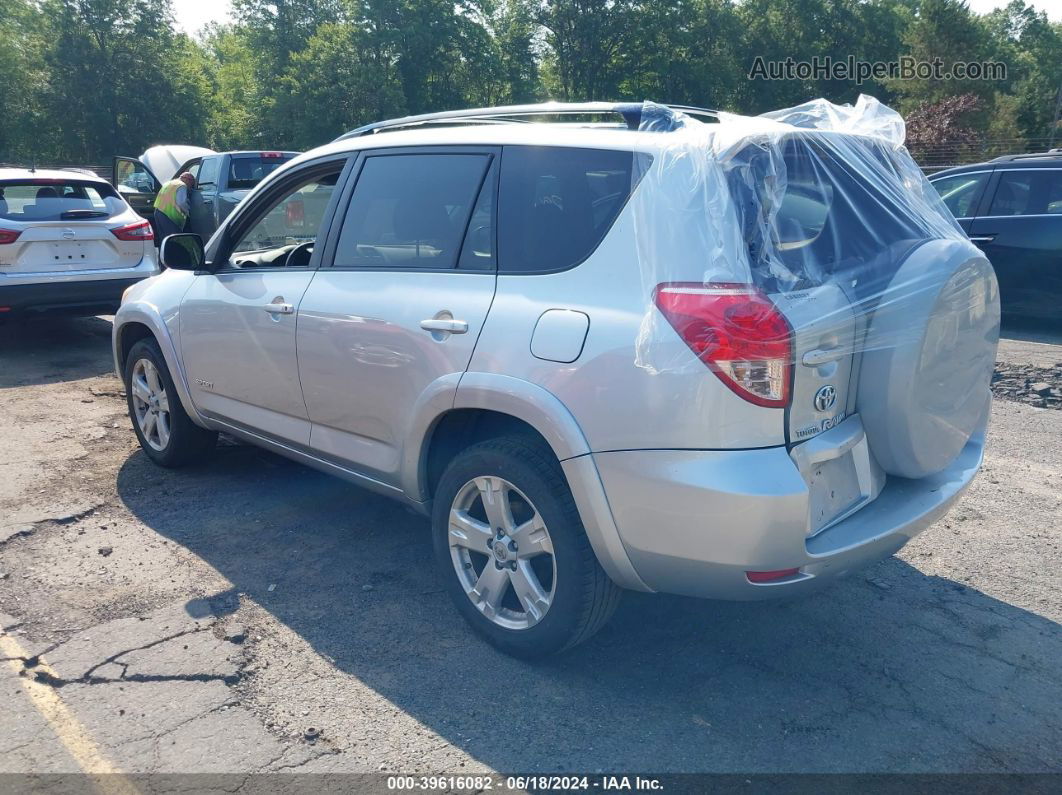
[296,147,498,486]
[113,157,160,219]
[968,167,1062,317]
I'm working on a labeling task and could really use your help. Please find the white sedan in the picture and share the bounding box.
[0,168,158,319]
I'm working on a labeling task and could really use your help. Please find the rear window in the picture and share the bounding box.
[228,154,295,190]
[498,146,646,273]
[727,135,939,292]
[0,180,124,222]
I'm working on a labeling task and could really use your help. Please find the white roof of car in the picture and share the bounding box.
[0,167,109,183]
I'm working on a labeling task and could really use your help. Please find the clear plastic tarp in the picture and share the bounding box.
[630,95,999,479]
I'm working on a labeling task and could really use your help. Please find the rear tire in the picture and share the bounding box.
[432,436,621,658]
[123,338,216,467]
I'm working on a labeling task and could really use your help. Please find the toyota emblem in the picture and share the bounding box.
[61,228,75,240]
[814,385,836,412]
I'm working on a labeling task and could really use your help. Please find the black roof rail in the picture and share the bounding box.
[335,101,720,141]
[990,150,1062,162]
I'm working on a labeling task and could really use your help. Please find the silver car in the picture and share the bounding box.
[0,168,157,318]
[112,101,1000,657]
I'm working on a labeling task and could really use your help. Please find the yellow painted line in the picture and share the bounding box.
[1,631,140,794]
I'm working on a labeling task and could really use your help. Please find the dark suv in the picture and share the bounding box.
[930,151,1062,319]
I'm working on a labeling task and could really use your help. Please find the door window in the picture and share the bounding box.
[333,153,491,269]
[197,157,221,189]
[498,146,642,273]
[228,167,342,268]
[115,159,155,193]
[930,172,989,218]
[988,170,1062,217]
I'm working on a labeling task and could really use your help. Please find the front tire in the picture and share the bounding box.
[432,436,621,658]
[124,338,216,467]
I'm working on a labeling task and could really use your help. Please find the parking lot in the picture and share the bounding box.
[1,315,1060,777]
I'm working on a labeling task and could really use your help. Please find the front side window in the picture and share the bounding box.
[0,180,123,221]
[498,146,641,273]
[931,172,989,219]
[333,153,491,269]
[229,167,341,268]
[988,170,1062,217]
[115,159,155,192]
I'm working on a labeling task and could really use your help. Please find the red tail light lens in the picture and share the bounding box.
[110,220,154,241]
[0,229,22,245]
[653,282,793,408]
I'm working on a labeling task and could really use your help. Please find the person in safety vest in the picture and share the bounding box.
[153,172,195,242]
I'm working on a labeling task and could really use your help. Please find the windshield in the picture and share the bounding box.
[228,154,295,190]
[0,179,125,222]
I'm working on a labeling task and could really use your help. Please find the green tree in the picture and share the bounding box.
[275,21,406,147]
[883,0,994,112]
[37,0,211,161]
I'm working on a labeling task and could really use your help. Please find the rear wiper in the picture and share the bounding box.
[61,209,108,219]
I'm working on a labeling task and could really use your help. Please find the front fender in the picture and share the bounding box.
[112,293,206,428]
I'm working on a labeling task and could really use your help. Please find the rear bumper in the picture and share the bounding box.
[0,274,152,316]
[593,424,983,600]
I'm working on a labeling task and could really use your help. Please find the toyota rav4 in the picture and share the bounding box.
[112,99,1000,657]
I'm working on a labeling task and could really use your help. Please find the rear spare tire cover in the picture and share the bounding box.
[857,239,999,479]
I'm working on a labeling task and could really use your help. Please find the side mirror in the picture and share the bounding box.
[160,233,206,271]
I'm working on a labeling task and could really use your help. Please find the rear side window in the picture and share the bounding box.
[0,180,123,222]
[931,172,989,218]
[988,170,1062,216]
[499,147,643,273]
[228,153,295,190]
[333,153,491,269]
[197,157,220,187]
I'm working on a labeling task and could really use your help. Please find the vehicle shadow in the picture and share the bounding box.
[1000,315,1062,345]
[0,315,115,388]
[116,443,1061,773]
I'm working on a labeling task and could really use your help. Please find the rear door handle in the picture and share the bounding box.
[420,318,468,334]
[968,235,995,243]
[264,302,294,315]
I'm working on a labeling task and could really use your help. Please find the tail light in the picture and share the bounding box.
[110,220,154,241]
[0,229,21,245]
[285,200,305,228]
[653,282,793,408]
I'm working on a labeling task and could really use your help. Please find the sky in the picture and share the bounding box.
[170,0,1061,37]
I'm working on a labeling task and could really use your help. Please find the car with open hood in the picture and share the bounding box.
[114,146,298,241]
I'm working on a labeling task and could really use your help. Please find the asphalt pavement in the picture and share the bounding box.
[0,315,1059,779]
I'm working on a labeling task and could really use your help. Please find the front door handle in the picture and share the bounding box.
[420,318,468,334]
[264,302,294,315]
[968,235,995,243]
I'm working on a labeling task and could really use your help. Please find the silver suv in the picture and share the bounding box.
[113,101,1000,657]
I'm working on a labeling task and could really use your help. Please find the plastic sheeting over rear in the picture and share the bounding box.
[631,95,999,480]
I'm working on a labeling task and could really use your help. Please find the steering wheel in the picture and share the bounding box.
[284,240,315,267]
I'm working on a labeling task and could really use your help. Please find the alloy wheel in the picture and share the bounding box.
[130,358,171,452]
[448,476,556,630]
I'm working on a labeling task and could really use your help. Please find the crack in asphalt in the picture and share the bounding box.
[15,625,242,688]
